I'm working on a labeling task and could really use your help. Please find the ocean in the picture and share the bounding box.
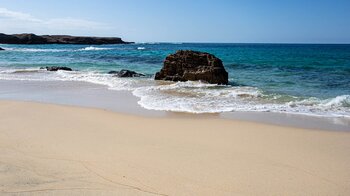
[0,43,349,118]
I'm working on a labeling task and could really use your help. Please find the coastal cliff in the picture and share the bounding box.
[0,33,132,45]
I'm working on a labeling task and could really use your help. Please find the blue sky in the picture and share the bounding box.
[0,0,349,43]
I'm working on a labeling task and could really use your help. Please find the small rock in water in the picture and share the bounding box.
[155,50,229,85]
[43,66,73,71]
[109,69,145,77]
[108,71,119,74]
[0,47,4,51]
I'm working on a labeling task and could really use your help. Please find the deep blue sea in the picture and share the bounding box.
[0,43,349,117]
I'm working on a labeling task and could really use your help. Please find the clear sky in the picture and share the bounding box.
[0,0,349,43]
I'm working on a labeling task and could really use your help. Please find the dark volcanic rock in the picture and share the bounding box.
[155,50,228,85]
[0,33,132,45]
[0,47,4,50]
[108,71,119,74]
[43,66,73,71]
[109,69,145,77]
[117,70,144,77]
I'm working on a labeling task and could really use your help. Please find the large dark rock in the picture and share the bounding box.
[109,69,145,77]
[0,33,132,45]
[155,50,228,85]
[43,66,73,71]
[0,47,4,50]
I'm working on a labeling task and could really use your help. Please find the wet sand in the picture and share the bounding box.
[0,79,349,131]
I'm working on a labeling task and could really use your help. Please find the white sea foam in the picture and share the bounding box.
[0,68,42,74]
[1,47,69,52]
[2,46,113,52]
[321,95,350,108]
[78,46,113,51]
[132,82,263,113]
[0,68,349,118]
[137,47,146,50]
[55,71,140,91]
[0,67,55,81]
[288,95,350,109]
[132,81,350,117]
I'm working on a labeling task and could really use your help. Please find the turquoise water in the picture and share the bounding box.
[0,43,349,116]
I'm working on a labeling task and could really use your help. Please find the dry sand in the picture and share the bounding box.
[0,100,349,195]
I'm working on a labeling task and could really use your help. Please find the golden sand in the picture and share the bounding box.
[0,101,349,195]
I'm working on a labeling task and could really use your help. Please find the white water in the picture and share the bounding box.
[0,68,349,118]
[1,46,113,52]
[78,46,113,51]
[1,47,69,52]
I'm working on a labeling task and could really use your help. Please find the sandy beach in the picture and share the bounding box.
[0,100,349,195]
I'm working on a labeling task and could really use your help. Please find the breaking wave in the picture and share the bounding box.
[78,46,113,51]
[1,46,113,52]
[0,68,349,117]
[1,47,69,52]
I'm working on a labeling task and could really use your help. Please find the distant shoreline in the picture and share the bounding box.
[0,33,133,45]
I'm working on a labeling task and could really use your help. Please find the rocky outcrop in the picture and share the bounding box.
[155,50,228,85]
[42,66,73,71]
[0,47,4,50]
[108,69,145,77]
[0,33,132,45]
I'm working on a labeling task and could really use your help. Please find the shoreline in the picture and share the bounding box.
[1,43,349,120]
[0,100,349,195]
[0,79,349,131]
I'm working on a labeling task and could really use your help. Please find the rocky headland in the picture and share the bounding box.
[0,33,132,45]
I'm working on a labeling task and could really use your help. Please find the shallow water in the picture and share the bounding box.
[0,43,349,117]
